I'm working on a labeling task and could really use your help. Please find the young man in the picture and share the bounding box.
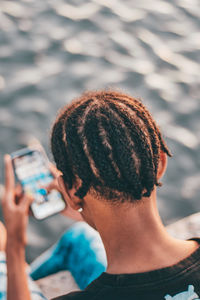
[2,90,200,300]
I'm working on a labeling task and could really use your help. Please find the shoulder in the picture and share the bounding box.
[52,291,91,300]
[52,275,104,300]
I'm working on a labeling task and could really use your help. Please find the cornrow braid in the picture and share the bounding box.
[51,90,172,203]
[106,102,156,197]
[103,94,172,186]
[98,108,144,200]
[51,110,74,188]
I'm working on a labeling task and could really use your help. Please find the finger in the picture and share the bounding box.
[15,184,23,198]
[49,163,62,178]
[29,209,33,216]
[4,155,15,193]
[1,186,6,205]
[20,194,34,211]
[44,180,58,194]
[15,184,23,205]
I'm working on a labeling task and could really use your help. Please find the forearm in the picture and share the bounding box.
[6,241,31,300]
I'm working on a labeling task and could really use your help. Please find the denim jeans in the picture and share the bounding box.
[0,222,106,300]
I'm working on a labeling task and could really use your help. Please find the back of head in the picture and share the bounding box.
[51,90,172,204]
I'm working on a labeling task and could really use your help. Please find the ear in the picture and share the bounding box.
[157,151,167,181]
[58,175,83,211]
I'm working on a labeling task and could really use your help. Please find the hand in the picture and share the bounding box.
[2,155,33,247]
[47,164,83,222]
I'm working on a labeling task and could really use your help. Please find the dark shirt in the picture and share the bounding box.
[53,238,200,300]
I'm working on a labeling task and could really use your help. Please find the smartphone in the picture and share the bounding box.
[11,146,66,220]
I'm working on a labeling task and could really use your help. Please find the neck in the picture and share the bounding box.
[90,190,198,274]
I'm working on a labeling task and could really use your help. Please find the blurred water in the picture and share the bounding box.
[0,0,200,261]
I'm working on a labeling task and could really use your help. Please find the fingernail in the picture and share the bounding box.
[4,154,10,163]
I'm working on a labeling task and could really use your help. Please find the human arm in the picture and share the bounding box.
[2,155,33,300]
[6,242,29,300]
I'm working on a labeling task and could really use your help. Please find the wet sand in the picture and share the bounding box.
[0,0,200,262]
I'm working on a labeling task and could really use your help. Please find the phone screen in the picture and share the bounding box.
[11,147,66,219]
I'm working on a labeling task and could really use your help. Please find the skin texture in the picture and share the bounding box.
[1,152,198,300]
[1,155,82,300]
[58,151,198,274]
[0,221,6,251]
[2,155,33,300]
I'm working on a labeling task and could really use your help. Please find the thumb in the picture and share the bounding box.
[45,180,57,193]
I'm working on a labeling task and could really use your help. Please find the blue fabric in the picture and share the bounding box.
[0,222,106,299]
[0,254,7,300]
[0,253,47,300]
[0,292,6,300]
[30,222,107,290]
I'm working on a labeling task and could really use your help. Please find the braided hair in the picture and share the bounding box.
[51,90,172,203]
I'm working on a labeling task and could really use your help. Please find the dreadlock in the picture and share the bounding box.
[51,90,172,203]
